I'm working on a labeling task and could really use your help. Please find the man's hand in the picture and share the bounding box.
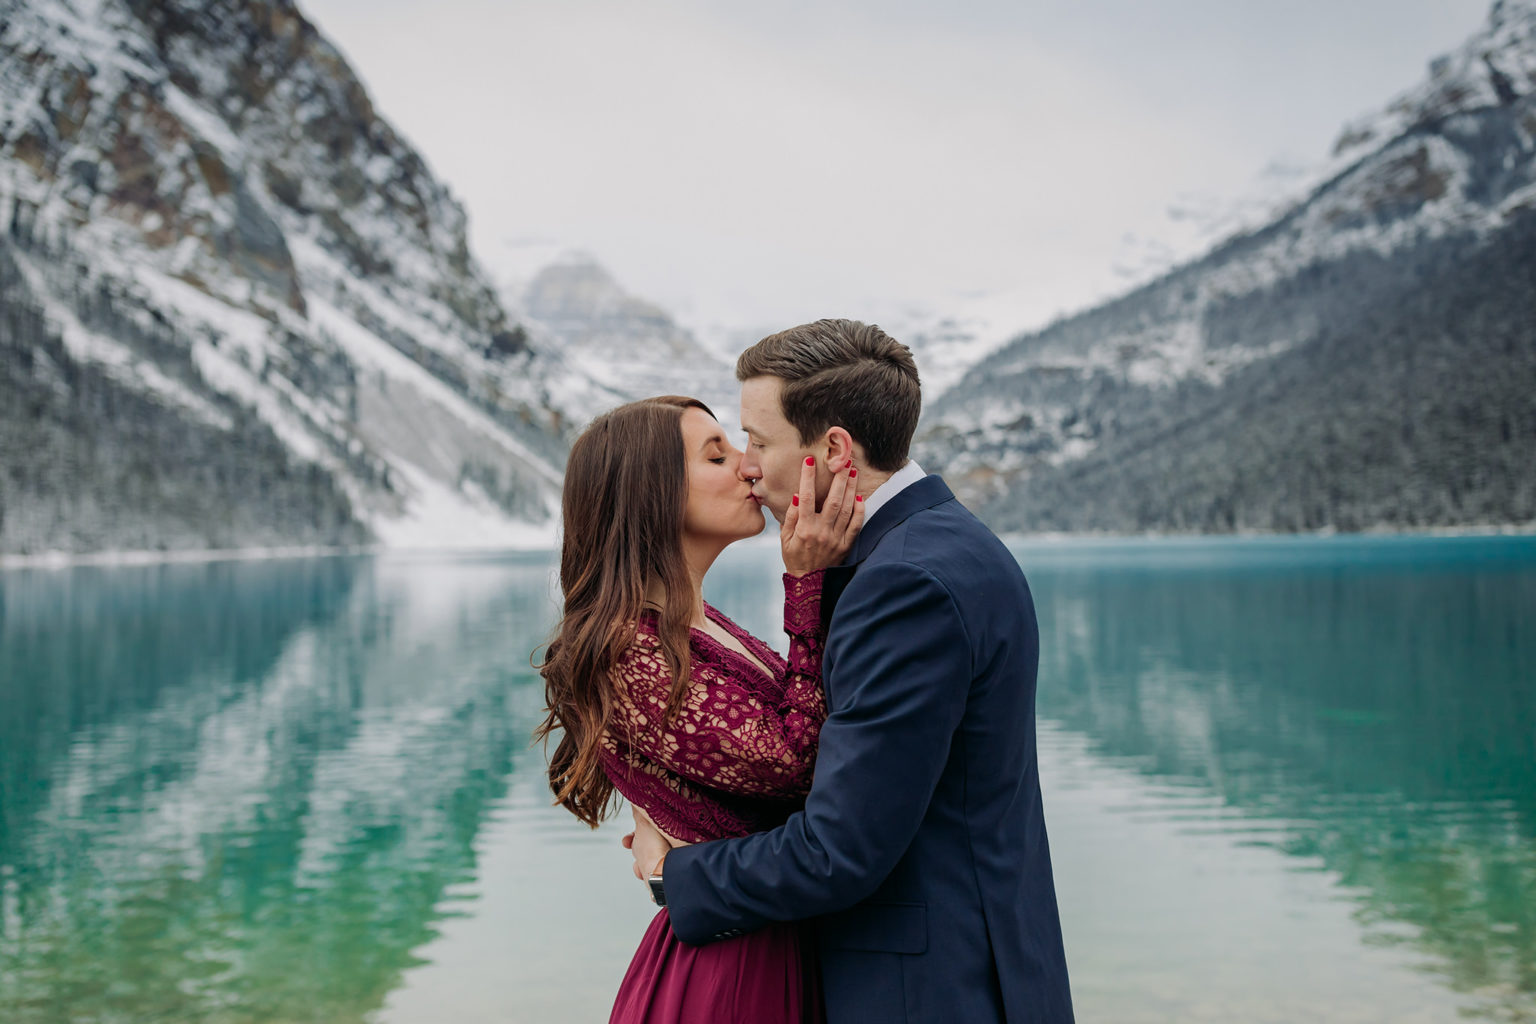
[625,805,689,881]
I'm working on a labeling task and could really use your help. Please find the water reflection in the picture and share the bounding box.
[3,538,1534,1022]
[0,554,560,1023]
[1020,537,1536,1021]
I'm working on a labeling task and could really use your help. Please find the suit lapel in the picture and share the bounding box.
[820,564,856,631]
[848,474,954,564]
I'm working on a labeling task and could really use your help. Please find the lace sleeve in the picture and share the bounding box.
[778,569,827,710]
[612,572,829,799]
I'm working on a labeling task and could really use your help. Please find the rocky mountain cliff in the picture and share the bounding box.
[0,0,574,555]
[916,0,1536,534]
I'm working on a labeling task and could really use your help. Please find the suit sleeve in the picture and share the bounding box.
[662,560,972,943]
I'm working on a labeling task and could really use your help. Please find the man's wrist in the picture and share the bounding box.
[646,851,668,907]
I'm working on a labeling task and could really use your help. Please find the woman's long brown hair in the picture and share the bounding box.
[534,396,713,828]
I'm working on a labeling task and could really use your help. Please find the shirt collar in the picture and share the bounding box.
[859,459,926,522]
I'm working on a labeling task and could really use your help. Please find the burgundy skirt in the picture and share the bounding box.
[609,909,824,1024]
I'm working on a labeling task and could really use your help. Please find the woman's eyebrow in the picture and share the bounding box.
[698,433,726,451]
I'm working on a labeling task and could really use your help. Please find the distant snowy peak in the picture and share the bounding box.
[481,236,593,293]
[523,258,688,354]
[506,255,737,428]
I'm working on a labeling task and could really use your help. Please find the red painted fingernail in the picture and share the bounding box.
[856,495,864,502]
[792,494,800,506]
[805,456,815,467]
[849,468,857,478]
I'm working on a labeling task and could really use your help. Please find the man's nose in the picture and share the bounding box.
[737,452,757,482]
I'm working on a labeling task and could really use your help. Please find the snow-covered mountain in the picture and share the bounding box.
[0,0,577,556]
[502,255,737,428]
[916,0,1536,534]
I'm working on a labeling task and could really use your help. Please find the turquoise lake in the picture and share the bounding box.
[1,535,1533,1022]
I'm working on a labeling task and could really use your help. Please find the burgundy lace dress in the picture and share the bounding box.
[600,570,829,1024]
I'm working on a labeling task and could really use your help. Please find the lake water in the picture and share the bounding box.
[1,535,1533,1022]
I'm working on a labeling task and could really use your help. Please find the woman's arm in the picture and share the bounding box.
[611,571,828,799]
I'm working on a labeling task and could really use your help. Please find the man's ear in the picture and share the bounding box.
[824,427,856,472]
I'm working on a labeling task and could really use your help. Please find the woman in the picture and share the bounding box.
[535,395,863,1023]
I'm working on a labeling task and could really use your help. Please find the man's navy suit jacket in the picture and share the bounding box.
[666,475,1074,1023]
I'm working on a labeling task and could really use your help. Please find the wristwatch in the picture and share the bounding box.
[647,853,667,907]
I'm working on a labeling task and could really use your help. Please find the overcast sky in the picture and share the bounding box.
[301,0,1492,339]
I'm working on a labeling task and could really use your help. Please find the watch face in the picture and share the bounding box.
[647,876,666,907]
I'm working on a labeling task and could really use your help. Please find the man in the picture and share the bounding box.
[629,319,1074,1022]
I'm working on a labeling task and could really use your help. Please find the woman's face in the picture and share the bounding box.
[680,407,766,546]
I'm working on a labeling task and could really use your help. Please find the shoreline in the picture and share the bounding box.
[0,541,559,571]
[0,543,375,571]
[4,521,1534,571]
[1003,521,1536,545]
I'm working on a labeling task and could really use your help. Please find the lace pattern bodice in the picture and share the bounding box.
[599,571,827,843]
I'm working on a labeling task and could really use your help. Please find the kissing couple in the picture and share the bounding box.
[537,318,1074,1023]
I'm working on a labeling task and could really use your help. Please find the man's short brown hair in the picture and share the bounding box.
[735,319,921,473]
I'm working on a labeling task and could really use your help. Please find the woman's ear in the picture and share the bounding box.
[824,427,856,472]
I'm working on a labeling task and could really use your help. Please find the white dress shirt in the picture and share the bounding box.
[859,459,926,523]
